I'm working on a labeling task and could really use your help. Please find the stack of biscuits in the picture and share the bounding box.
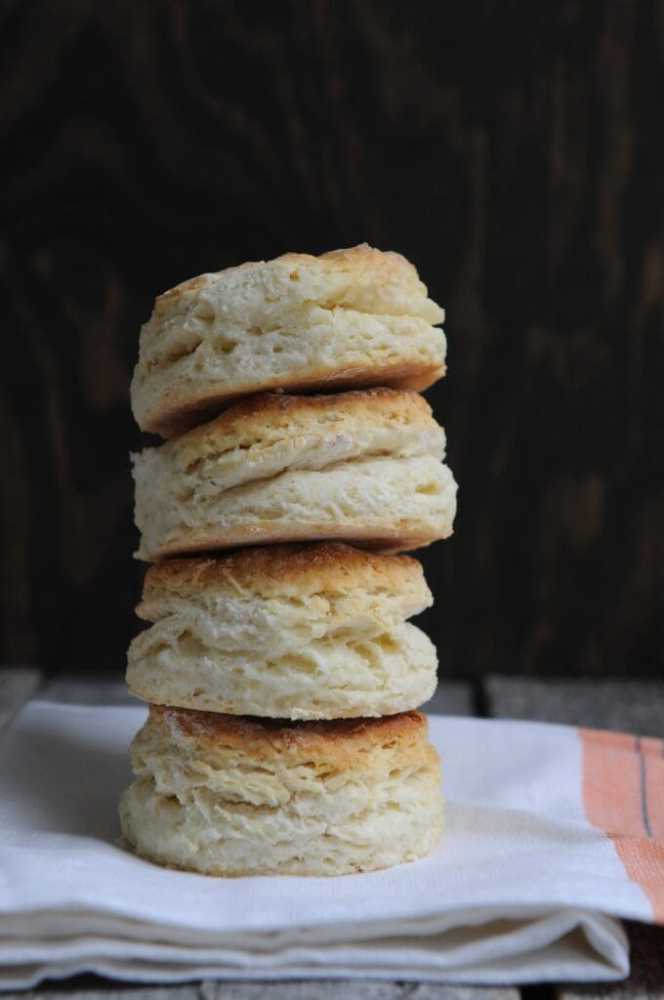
[120,245,457,877]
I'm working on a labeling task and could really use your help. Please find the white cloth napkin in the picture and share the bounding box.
[1,700,661,988]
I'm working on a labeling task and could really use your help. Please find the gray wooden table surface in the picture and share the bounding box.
[1,668,663,1000]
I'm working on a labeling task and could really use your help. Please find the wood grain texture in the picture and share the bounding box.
[1,1,663,676]
[485,677,664,738]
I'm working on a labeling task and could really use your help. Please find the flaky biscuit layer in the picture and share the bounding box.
[128,544,436,719]
[132,389,457,560]
[119,707,444,876]
[130,245,446,436]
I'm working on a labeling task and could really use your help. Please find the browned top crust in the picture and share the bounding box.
[153,704,428,760]
[169,387,434,454]
[139,542,425,607]
[131,244,446,437]
[153,244,431,316]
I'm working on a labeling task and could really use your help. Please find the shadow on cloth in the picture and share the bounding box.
[2,713,134,843]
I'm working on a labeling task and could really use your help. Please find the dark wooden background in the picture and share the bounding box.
[2,1,663,680]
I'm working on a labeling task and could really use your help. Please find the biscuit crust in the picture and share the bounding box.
[119,707,444,876]
[169,386,436,457]
[138,542,428,613]
[152,704,429,760]
[128,543,437,720]
[131,245,446,436]
[142,520,450,560]
[132,389,457,561]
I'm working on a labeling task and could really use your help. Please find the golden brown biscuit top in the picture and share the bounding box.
[153,244,433,316]
[139,542,425,605]
[151,704,429,763]
[169,387,436,454]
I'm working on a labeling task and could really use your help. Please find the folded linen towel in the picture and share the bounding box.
[0,701,662,988]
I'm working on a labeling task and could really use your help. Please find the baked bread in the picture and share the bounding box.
[130,244,446,437]
[119,706,444,876]
[132,388,457,560]
[127,543,437,719]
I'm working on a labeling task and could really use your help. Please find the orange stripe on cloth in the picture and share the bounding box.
[581,728,664,922]
[642,738,664,840]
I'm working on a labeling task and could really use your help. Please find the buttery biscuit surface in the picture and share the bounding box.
[132,388,458,560]
[120,706,444,876]
[131,244,446,436]
[127,543,438,719]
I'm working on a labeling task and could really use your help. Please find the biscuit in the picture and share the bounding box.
[127,543,437,719]
[132,389,457,560]
[119,706,444,876]
[130,244,446,436]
